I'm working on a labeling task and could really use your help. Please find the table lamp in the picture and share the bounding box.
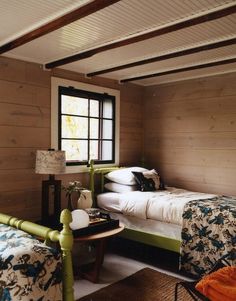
[35,149,66,227]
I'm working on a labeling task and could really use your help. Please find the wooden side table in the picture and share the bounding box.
[74,225,124,283]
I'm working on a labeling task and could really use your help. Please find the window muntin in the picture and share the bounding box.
[59,86,115,166]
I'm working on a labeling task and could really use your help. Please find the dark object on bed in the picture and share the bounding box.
[132,169,165,191]
[132,171,157,191]
[174,254,232,301]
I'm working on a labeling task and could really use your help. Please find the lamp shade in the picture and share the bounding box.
[35,150,66,174]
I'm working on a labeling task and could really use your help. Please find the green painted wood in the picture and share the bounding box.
[120,228,180,253]
[0,209,74,301]
[89,159,95,200]
[89,159,121,192]
[60,209,74,301]
[89,159,121,206]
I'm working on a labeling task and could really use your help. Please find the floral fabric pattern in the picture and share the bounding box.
[0,224,62,301]
[180,196,236,277]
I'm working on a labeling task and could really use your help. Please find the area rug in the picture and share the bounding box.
[78,268,194,301]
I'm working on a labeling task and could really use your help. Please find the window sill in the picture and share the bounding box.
[65,163,119,174]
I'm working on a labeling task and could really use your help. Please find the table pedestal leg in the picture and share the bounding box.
[80,238,107,283]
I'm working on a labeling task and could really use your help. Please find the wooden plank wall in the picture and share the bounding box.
[143,72,236,196]
[0,56,143,221]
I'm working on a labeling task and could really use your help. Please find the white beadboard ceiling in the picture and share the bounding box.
[1,0,236,86]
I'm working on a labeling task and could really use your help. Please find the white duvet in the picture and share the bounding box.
[97,187,216,225]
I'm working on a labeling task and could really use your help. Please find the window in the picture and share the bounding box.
[51,77,120,172]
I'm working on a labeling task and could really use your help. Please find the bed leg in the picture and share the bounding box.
[60,209,74,301]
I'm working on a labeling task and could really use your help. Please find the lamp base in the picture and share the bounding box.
[41,175,61,228]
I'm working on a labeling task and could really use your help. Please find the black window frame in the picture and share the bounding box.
[58,86,116,166]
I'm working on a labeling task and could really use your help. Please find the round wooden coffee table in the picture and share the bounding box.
[74,225,124,283]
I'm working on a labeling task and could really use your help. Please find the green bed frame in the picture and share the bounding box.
[89,160,181,253]
[0,209,75,301]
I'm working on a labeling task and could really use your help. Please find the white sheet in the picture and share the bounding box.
[97,187,216,225]
[97,192,121,212]
[108,212,182,240]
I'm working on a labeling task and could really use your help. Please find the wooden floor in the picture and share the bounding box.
[73,237,191,300]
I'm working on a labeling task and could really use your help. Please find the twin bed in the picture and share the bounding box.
[0,209,74,301]
[89,161,236,276]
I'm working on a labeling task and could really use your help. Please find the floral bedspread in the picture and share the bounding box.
[180,196,236,277]
[0,224,62,301]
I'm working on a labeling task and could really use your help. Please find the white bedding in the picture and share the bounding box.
[107,212,182,240]
[97,187,216,225]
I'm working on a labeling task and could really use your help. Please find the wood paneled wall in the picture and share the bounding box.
[0,56,143,220]
[143,72,236,195]
[3,54,235,220]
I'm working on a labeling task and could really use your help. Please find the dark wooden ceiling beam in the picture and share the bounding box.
[45,4,236,69]
[120,57,236,83]
[87,37,236,76]
[0,0,121,55]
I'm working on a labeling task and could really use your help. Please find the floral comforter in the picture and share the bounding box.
[180,196,236,277]
[0,224,62,301]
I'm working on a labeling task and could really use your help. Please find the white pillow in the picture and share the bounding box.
[104,182,139,193]
[105,167,148,185]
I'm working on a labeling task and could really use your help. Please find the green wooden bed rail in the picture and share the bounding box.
[89,159,122,203]
[88,160,180,254]
[120,228,181,253]
[0,209,75,301]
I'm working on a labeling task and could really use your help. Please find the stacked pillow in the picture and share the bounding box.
[104,182,138,193]
[104,167,164,193]
[104,167,147,193]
